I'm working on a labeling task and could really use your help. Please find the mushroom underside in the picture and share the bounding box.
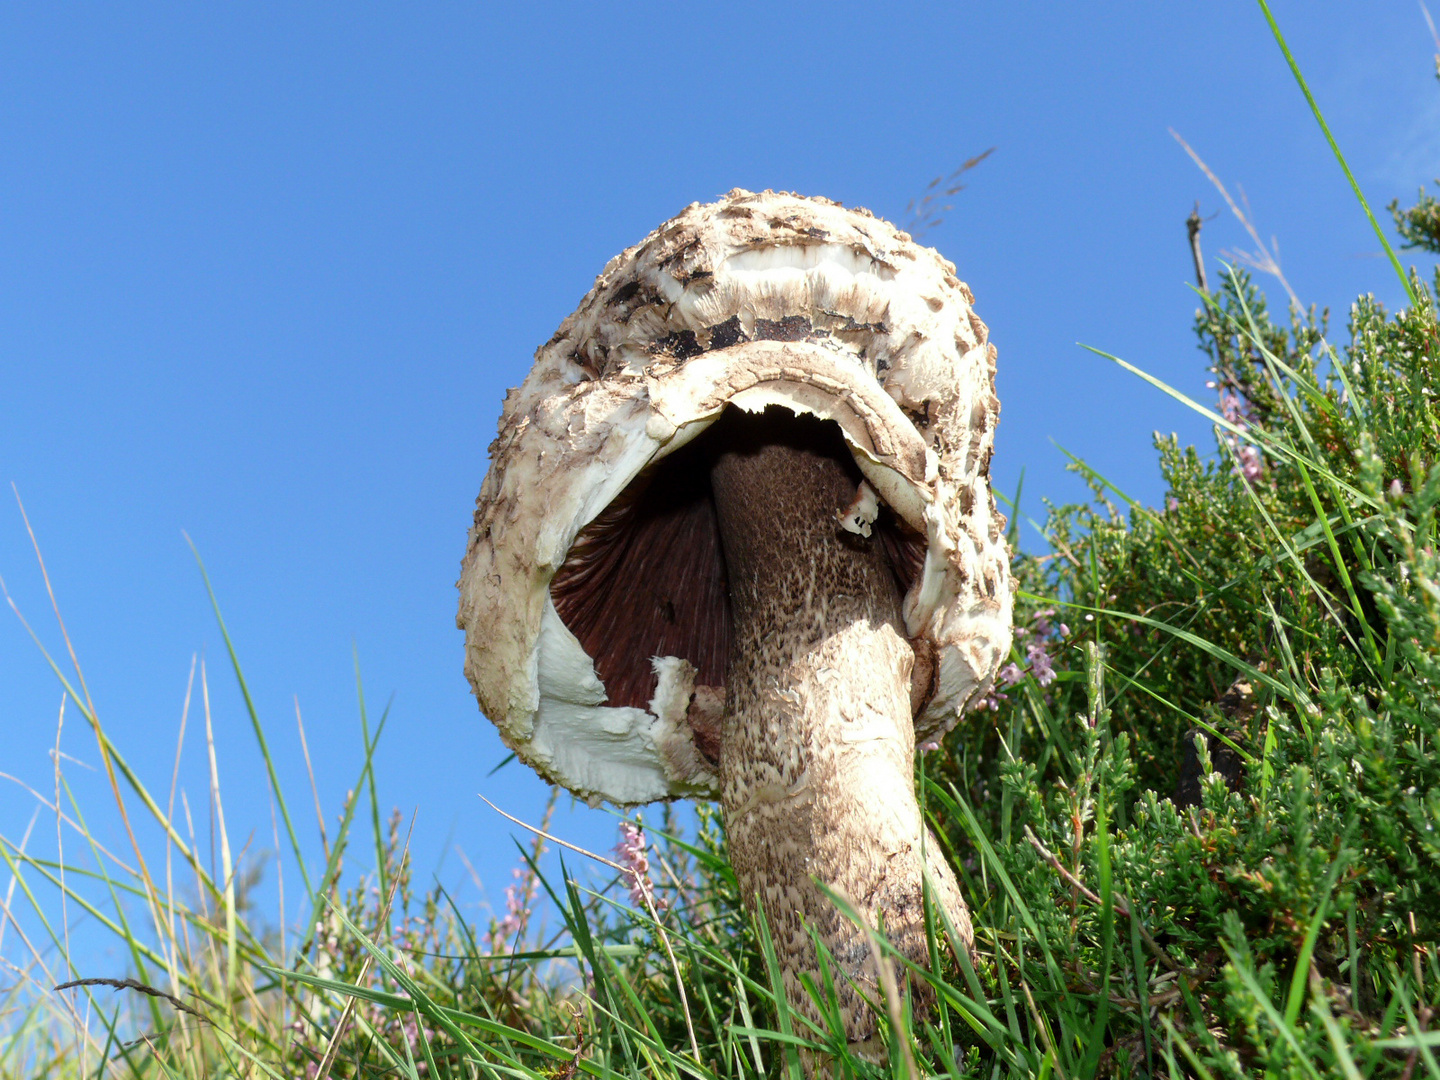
[548,406,929,751]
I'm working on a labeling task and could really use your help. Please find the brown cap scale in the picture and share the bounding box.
[458,189,1011,1053]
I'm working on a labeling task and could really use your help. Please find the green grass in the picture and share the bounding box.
[6,5,1440,1076]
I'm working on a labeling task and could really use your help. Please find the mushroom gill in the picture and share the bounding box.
[547,407,930,730]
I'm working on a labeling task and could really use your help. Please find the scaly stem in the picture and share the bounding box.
[709,411,972,1055]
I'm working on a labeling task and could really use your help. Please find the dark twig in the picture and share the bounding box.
[1187,201,1209,295]
[54,977,214,1024]
[1171,128,1301,310]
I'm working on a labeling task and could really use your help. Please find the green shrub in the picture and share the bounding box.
[927,250,1440,1074]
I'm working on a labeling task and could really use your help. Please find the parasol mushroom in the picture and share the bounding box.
[458,189,1011,1054]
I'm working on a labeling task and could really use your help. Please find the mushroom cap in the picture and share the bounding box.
[458,189,1012,807]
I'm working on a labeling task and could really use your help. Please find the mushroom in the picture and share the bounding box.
[458,189,1011,1054]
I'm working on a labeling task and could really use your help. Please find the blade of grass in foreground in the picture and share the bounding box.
[352,650,392,900]
[187,537,314,900]
[1081,343,1377,511]
[1018,588,1315,716]
[752,897,805,1080]
[1255,0,1417,309]
[1077,794,1113,1079]
[293,713,382,965]
[321,898,489,1066]
[270,967,582,1070]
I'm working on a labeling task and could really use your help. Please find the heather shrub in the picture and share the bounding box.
[926,254,1440,1075]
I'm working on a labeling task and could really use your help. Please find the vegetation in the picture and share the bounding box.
[5,9,1440,1079]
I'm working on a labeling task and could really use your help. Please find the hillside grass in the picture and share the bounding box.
[5,6,1440,1077]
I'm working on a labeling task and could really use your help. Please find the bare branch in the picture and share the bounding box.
[1169,129,1301,311]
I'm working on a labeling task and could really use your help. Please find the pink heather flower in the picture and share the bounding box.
[1219,391,1249,429]
[1219,393,1238,425]
[1390,479,1405,499]
[969,686,1008,712]
[997,662,1025,687]
[1058,623,1070,638]
[1235,444,1263,482]
[1166,496,1180,513]
[615,821,664,912]
[1027,642,1056,686]
[484,865,530,950]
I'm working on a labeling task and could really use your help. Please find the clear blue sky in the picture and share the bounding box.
[3,2,1438,971]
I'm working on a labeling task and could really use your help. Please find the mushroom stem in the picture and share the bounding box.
[709,410,973,1056]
